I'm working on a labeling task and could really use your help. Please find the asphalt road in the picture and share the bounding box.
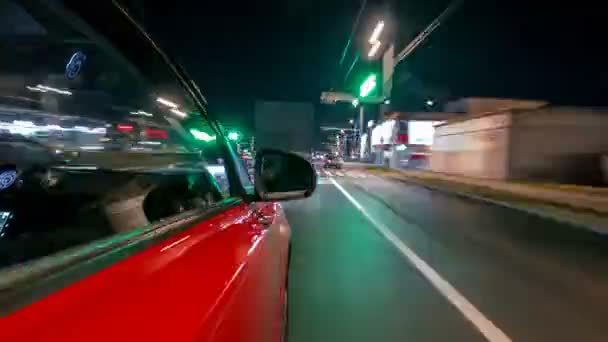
[283,168,608,342]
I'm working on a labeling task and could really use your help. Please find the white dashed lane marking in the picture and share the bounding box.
[330,178,511,342]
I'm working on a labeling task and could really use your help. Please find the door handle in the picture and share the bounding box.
[252,207,273,227]
[257,214,273,226]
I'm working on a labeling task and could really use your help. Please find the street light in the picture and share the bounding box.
[170,108,187,118]
[156,97,178,109]
[369,21,385,43]
[228,131,240,141]
[359,74,377,98]
[426,99,435,107]
[368,40,381,58]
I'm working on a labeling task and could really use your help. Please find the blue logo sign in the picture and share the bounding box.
[65,52,86,80]
[0,169,17,190]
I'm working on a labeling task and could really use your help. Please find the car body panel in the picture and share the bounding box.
[0,202,291,342]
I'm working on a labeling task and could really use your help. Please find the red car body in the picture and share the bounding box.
[0,201,290,342]
[0,1,302,341]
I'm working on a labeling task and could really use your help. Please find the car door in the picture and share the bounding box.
[195,201,290,342]
[0,200,286,342]
[0,1,286,341]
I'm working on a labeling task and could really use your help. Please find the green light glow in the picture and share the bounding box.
[228,132,239,141]
[359,74,377,98]
[190,129,216,142]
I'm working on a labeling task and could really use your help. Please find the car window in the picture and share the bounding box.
[0,1,229,269]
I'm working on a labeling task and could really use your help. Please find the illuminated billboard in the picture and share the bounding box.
[408,121,439,146]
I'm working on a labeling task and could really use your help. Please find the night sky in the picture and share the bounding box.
[123,0,608,131]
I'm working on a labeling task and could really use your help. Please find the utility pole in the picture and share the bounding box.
[358,105,365,158]
[395,0,463,65]
[250,136,255,154]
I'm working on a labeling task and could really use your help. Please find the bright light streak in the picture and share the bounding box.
[116,124,134,132]
[37,85,72,95]
[359,74,377,97]
[55,165,99,170]
[27,84,72,95]
[1,121,106,136]
[170,108,187,118]
[80,145,105,150]
[368,21,385,43]
[13,120,35,126]
[206,165,226,175]
[228,132,239,141]
[156,97,178,108]
[368,40,381,57]
[190,129,216,142]
[130,110,153,117]
[26,86,47,93]
[138,141,162,145]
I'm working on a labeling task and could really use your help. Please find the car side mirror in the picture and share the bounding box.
[254,149,317,201]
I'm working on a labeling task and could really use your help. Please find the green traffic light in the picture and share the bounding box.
[190,128,216,142]
[228,132,239,141]
[359,74,377,98]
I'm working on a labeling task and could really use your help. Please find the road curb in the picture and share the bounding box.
[378,174,608,235]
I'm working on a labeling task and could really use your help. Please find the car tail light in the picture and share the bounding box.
[410,153,427,160]
[116,124,134,133]
[145,128,168,139]
[397,134,408,144]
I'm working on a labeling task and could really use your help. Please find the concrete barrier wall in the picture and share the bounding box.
[432,107,608,184]
[510,109,608,184]
[431,113,511,179]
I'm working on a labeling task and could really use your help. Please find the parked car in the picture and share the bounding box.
[0,1,315,341]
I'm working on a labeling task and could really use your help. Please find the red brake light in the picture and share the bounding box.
[410,153,426,160]
[397,134,408,144]
[145,128,168,139]
[117,124,134,133]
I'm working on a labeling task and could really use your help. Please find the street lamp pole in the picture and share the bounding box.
[359,105,364,158]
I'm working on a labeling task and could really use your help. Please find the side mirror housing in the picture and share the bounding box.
[254,149,317,201]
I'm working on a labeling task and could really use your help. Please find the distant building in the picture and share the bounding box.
[254,101,314,153]
[432,100,608,185]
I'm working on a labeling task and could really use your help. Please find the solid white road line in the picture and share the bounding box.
[329,178,511,342]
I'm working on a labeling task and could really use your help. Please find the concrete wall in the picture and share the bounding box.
[509,108,608,184]
[431,106,608,184]
[443,97,547,114]
[431,113,511,179]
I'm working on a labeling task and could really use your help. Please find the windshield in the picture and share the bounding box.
[0,1,228,268]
